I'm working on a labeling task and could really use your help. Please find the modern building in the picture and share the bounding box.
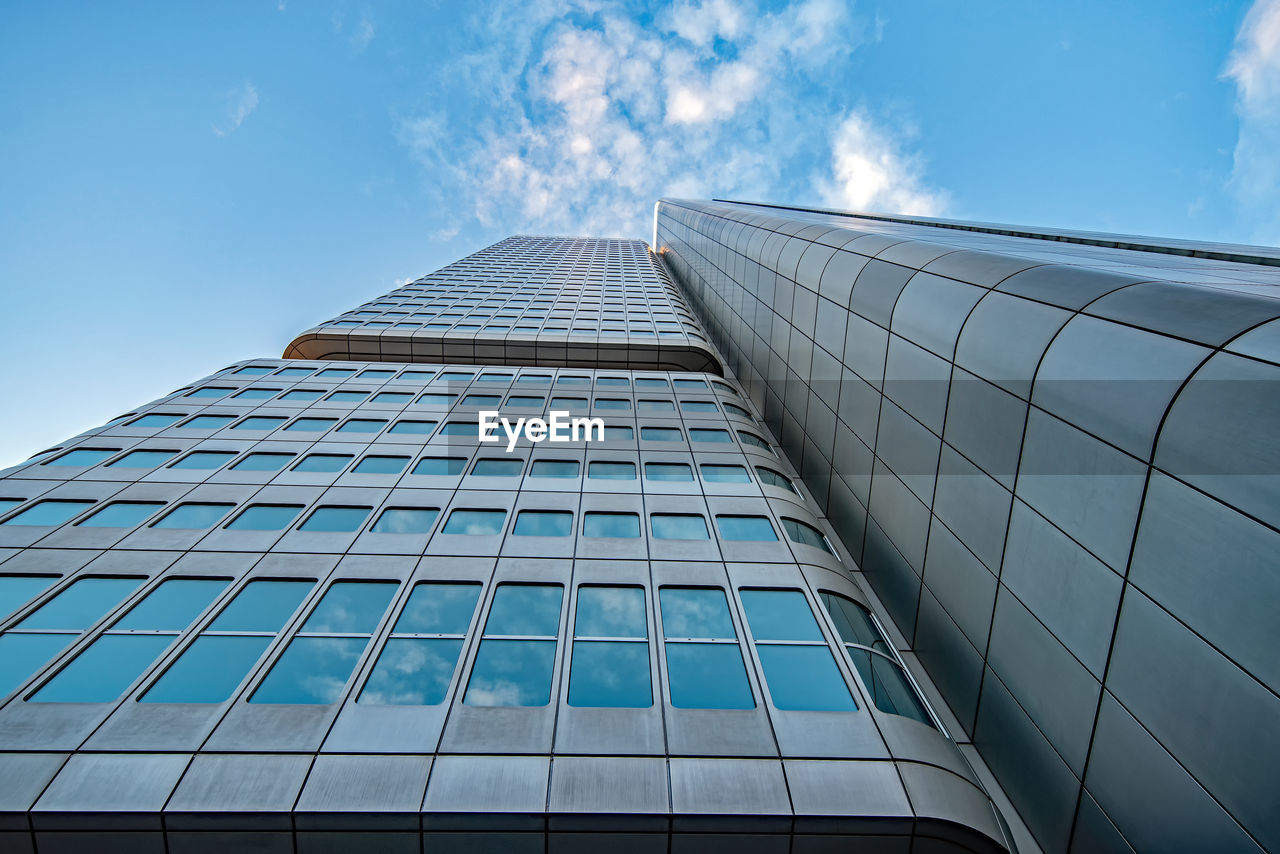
[0,205,1275,854]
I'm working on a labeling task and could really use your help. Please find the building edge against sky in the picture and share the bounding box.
[654,198,1280,854]
[0,234,1021,853]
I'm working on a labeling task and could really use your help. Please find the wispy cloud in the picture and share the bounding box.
[1224,0,1280,243]
[212,82,259,137]
[400,0,945,239]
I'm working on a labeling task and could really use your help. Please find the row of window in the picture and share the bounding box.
[0,573,932,727]
[0,495,832,552]
[326,321,703,340]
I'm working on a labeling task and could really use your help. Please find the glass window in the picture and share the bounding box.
[231,452,295,472]
[170,450,236,470]
[31,578,229,703]
[723,403,752,418]
[716,515,777,542]
[438,421,477,436]
[588,461,636,480]
[337,419,386,433]
[755,466,798,492]
[129,413,184,428]
[298,506,371,533]
[359,370,395,379]
[285,417,337,432]
[658,587,752,709]
[234,366,273,375]
[603,426,634,440]
[465,584,563,706]
[462,394,501,407]
[637,399,675,412]
[275,367,313,377]
[181,415,236,430]
[353,455,410,475]
[77,501,164,528]
[45,448,118,467]
[442,509,506,535]
[596,377,630,387]
[530,460,579,478]
[673,379,708,389]
[550,396,587,410]
[700,464,750,483]
[517,375,551,385]
[650,514,709,540]
[390,420,435,434]
[739,589,854,711]
[0,576,145,697]
[681,400,718,413]
[412,456,467,476]
[737,431,771,450]
[478,373,513,383]
[418,392,459,407]
[152,502,234,529]
[645,462,693,482]
[635,378,668,389]
[370,507,439,534]
[640,427,681,442]
[292,453,352,473]
[233,416,286,431]
[226,504,303,531]
[513,510,572,537]
[594,398,630,410]
[557,376,590,386]
[582,512,640,538]
[2,500,94,527]
[438,372,474,382]
[280,389,324,401]
[373,392,413,404]
[234,388,281,400]
[472,458,523,477]
[568,586,650,707]
[782,518,833,553]
[399,370,436,382]
[689,428,731,443]
[316,368,356,378]
[186,387,232,398]
[0,575,59,621]
[507,395,545,408]
[251,581,398,704]
[361,582,482,705]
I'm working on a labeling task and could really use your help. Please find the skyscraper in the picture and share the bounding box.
[0,203,1274,854]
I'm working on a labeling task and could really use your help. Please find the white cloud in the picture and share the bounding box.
[1224,0,1280,242]
[402,0,946,239]
[212,82,258,137]
[816,111,946,216]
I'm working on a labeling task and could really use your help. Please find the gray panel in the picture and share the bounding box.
[874,400,940,504]
[165,754,311,830]
[668,758,790,831]
[921,517,996,652]
[547,756,668,831]
[33,753,190,830]
[941,370,1026,490]
[1085,281,1280,347]
[889,273,984,359]
[955,291,1070,399]
[995,265,1144,311]
[842,312,888,388]
[849,261,916,327]
[783,760,911,832]
[295,754,430,829]
[913,589,983,736]
[921,249,1040,287]
[895,762,1006,852]
[1069,792,1136,854]
[423,755,550,830]
[882,335,950,436]
[931,447,1011,572]
[0,752,68,822]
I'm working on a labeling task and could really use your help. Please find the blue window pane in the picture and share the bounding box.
[442,509,506,535]
[479,373,512,383]
[293,454,351,473]
[373,392,413,404]
[18,577,142,630]
[689,429,731,443]
[329,391,370,402]
[316,368,355,378]
[299,506,371,533]
[3,500,94,527]
[513,510,572,537]
[645,463,692,481]
[234,388,281,400]
[664,643,753,709]
[231,453,295,472]
[130,414,184,428]
[517,375,551,384]
[394,583,481,634]
[485,584,562,636]
[153,503,234,529]
[638,400,675,412]
[738,432,771,449]
[650,514,709,540]
[107,450,177,468]
[235,366,273,375]
[782,518,833,553]
[818,593,887,651]
[507,395,544,408]
[0,576,58,620]
[286,418,337,432]
[635,378,668,388]
[337,419,386,433]
[755,467,797,492]
[715,515,777,542]
[389,420,435,434]
[77,502,164,528]
[275,368,314,377]
[186,387,231,398]
[115,579,228,631]
[438,422,477,435]
[0,634,75,696]
[594,398,630,410]
[0,499,20,515]
[303,582,397,633]
[399,370,435,381]
[701,464,750,483]
[170,451,236,470]
[251,636,369,704]
[681,401,718,413]
[211,580,314,632]
[550,396,586,409]
[530,460,579,478]
[281,390,323,401]
[465,639,556,706]
[576,587,646,637]
[558,376,590,386]
[418,393,457,406]
[755,644,856,711]
[674,379,708,389]
[462,394,501,406]
[588,461,635,479]
[234,416,286,431]
[32,634,174,703]
[660,588,737,638]
[724,403,752,417]
[371,507,439,534]
[46,448,117,467]
[360,638,464,705]
[844,647,932,725]
[603,426,634,440]
[641,427,681,442]
[413,457,466,476]
[472,458,523,477]
[359,369,395,379]
[739,590,824,641]
[582,512,640,538]
[568,641,651,707]
[438,372,474,382]
[181,415,235,430]
[353,456,409,475]
[226,504,303,531]
[597,377,629,387]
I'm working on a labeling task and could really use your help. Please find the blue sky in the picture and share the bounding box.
[2,0,1278,467]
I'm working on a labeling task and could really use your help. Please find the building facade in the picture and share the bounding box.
[0,235,1017,854]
